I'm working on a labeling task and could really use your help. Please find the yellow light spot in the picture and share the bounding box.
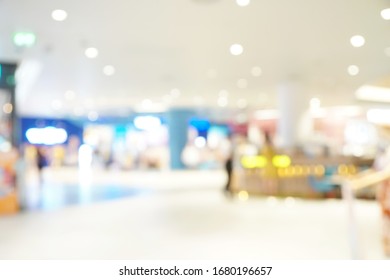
[272,155,291,168]
[295,165,303,176]
[241,155,267,168]
[303,166,311,176]
[2,103,13,114]
[290,167,296,176]
[266,196,277,206]
[238,191,249,201]
[315,165,325,176]
[338,164,348,175]
[284,167,292,177]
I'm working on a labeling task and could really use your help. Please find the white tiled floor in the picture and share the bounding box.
[0,167,387,259]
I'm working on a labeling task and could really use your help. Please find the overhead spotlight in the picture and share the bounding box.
[170,88,181,98]
[103,65,115,76]
[218,89,229,97]
[51,9,68,21]
[64,90,76,100]
[381,8,390,20]
[236,0,250,7]
[348,65,359,76]
[218,96,228,107]
[251,66,262,77]
[350,35,365,47]
[230,44,243,55]
[85,47,98,58]
[237,78,248,89]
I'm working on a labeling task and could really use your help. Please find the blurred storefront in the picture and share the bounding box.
[20,117,83,168]
[0,62,18,214]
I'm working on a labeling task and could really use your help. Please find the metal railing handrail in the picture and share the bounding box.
[342,166,390,191]
[340,165,390,259]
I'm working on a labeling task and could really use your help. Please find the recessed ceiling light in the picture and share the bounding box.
[103,65,115,76]
[64,90,75,100]
[170,88,181,98]
[348,65,359,76]
[237,78,248,88]
[236,0,250,7]
[219,89,229,97]
[350,35,365,47]
[85,47,98,58]
[230,44,243,55]
[237,99,248,109]
[218,97,228,107]
[51,9,68,21]
[251,66,262,77]
[381,8,390,20]
[385,47,390,57]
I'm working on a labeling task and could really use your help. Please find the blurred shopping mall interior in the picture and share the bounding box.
[1,0,390,259]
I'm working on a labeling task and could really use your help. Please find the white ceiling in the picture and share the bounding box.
[1,0,390,117]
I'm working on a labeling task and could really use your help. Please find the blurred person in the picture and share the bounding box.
[36,146,48,185]
[223,134,235,194]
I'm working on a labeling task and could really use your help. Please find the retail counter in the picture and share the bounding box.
[233,155,373,198]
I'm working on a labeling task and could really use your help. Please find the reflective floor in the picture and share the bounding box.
[0,167,387,259]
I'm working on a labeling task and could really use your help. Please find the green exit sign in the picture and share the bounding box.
[13,32,36,47]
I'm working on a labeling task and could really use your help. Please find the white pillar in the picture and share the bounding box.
[277,82,307,149]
